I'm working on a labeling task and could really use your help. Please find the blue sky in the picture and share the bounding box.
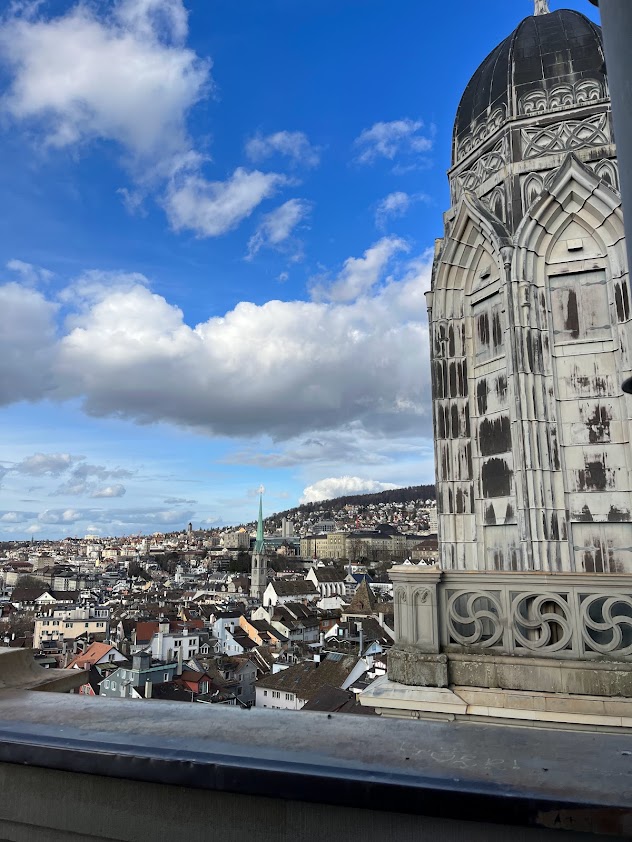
[0,0,599,539]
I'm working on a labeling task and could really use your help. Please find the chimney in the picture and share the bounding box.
[145,678,152,699]
[357,621,364,655]
[319,632,325,648]
[177,645,183,676]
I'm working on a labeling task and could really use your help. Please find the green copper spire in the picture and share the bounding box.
[254,491,265,553]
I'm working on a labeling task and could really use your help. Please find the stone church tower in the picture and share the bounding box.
[362,3,632,726]
[428,3,631,574]
[250,493,267,600]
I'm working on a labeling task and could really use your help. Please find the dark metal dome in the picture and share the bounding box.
[453,10,606,163]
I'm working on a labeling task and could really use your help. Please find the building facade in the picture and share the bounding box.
[429,4,632,573]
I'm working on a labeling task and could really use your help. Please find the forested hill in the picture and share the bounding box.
[271,484,435,521]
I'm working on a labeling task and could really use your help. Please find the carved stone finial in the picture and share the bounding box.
[534,0,550,14]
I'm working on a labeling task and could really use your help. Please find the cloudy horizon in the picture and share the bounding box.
[0,0,596,539]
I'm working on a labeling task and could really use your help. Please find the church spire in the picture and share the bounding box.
[534,0,550,14]
[254,489,265,553]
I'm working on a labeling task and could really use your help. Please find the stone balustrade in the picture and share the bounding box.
[392,567,632,661]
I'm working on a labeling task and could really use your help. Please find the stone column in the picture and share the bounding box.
[388,565,447,687]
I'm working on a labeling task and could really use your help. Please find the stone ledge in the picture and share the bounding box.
[388,647,448,687]
[361,677,632,730]
[0,648,84,694]
[448,652,632,697]
[359,675,466,714]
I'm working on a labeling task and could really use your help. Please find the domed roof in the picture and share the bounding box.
[453,10,606,163]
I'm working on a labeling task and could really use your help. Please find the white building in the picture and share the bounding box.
[147,620,201,662]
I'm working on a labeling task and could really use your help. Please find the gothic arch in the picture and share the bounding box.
[436,192,511,282]
[514,154,625,273]
[432,193,514,571]
[512,153,632,573]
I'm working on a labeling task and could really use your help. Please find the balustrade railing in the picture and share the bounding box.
[392,567,632,661]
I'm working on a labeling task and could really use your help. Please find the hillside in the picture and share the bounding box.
[268,484,435,525]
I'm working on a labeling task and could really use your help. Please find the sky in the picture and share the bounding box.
[0,0,599,540]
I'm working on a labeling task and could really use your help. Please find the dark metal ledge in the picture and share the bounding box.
[0,692,629,837]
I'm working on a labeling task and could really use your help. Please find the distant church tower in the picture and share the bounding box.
[250,492,267,600]
[429,4,632,573]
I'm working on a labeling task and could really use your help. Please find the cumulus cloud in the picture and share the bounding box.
[0,511,30,523]
[90,484,127,498]
[245,131,320,168]
[310,236,408,302]
[300,476,399,504]
[0,1,290,238]
[165,167,290,238]
[0,244,433,444]
[247,198,311,258]
[164,497,197,505]
[354,118,434,166]
[14,453,77,476]
[0,0,209,166]
[0,282,58,405]
[38,508,83,524]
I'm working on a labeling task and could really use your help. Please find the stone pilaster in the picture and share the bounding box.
[388,565,447,687]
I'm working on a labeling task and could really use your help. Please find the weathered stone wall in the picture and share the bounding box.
[431,69,632,573]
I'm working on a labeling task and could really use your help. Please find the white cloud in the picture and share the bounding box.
[14,453,77,476]
[165,167,290,237]
[0,2,299,240]
[58,270,150,309]
[374,191,430,229]
[6,258,53,285]
[0,512,28,523]
[310,236,408,302]
[90,484,127,498]
[38,508,83,524]
[0,0,209,167]
[354,118,433,166]
[300,476,399,504]
[247,198,311,258]
[0,1,297,239]
[245,131,320,168]
[0,505,194,534]
[375,192,411,228]
[0,283,58,405]
[0,245,433,443]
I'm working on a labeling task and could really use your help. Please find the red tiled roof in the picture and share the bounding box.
[67,642,115,669]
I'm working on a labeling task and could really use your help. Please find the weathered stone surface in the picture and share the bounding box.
[388,646,448,688]
[448,653,632,698]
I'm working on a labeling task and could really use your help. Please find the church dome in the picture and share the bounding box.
[453,9,606,165]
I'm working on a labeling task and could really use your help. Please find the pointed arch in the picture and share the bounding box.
[514,154,625,269]
[512,153,632,574]
[437,191,511,278]
[431,192,514,571]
